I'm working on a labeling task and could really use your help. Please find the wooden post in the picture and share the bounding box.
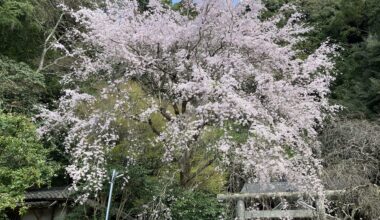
[236,200,245,220]
[316,197,326,220]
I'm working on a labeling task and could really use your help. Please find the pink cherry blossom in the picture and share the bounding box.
[38,0,338,201]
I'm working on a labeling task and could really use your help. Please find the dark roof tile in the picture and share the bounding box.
[25,187,70,201]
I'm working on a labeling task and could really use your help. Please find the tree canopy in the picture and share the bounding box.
[38,0,338,203]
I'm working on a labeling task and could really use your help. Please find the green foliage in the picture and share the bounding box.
[333,34,380,117]
[0,113,57,211]
[0,0,45,63]
[0,0,64,114]
[170,190,224,220]
[116,165,163,214]
[66,165,167,220]
[299,0,380,117]
[0,0,34,28]
[65,206,92,220]
[0,56,45,114]
[263,0,380,117]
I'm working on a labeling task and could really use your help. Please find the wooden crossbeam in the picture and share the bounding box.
[217,190,345,201]
[218,190,347,220]
[245,210,315,219]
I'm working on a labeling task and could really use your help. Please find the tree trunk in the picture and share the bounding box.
[179,149,192,187]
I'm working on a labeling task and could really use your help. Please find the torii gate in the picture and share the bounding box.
[217,182,344,220]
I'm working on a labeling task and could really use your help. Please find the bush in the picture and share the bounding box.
[0,113,57,212]
[170,190,224,220]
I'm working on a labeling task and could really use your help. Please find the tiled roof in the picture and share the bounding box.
[25,187,71,201]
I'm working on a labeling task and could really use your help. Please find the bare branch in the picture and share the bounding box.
[37,13,64,73]
[173,103,180,115]
[40,55,68,71]
[181,101,188,114]
[148,118,160,136]
[159,107,172,121]
[185,156,217,185]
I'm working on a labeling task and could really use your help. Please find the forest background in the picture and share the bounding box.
[0,0,379,219]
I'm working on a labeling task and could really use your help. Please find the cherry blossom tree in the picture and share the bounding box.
[38,0,338,202]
